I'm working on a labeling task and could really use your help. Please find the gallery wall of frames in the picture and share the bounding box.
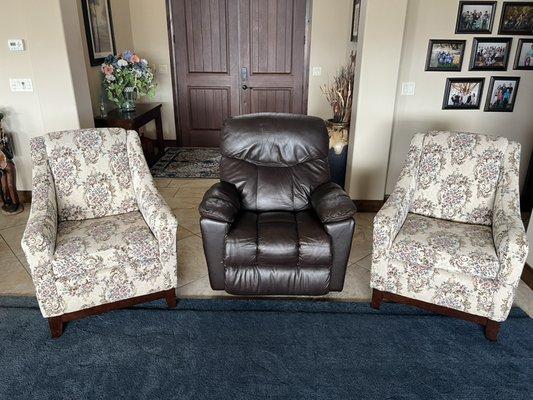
[424,1,532,112]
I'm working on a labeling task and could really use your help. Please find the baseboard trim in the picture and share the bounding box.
[522,263,533,290]
[17,190,32,203]
[353,198,386,213]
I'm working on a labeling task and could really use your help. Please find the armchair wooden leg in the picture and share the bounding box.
[165,288,177,309]
[48,317,64,339]
[371,289,384,310]
[485,320,500,342]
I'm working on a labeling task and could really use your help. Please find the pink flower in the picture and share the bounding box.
[131,54,140,63]
[101,64,114,75]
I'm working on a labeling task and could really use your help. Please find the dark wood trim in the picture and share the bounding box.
[353,199,385,212]
[47,288,177,339]
[166,0,181,146]
[17,190,32,203]
[371,289,500,341]
[521,263,533,290]
[302,0,312,114]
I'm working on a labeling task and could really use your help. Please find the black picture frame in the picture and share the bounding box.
[442,77,485,110]
[484,76,520,112]
[455,1,497,34]
[81,0,116,67]
[425,39,466,71]
[514,38,533,69]
[351,0,361,42]
[469,37,513,70]
[498,2,533,35]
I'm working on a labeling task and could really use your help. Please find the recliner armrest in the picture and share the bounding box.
[311,182,356,224]
[199,181,241,223]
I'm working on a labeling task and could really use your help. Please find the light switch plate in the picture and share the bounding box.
[401,82,416,96]
[9,78,33,92]
[158,64,169,74]
[8,39,24,51]
[312,66,322,76]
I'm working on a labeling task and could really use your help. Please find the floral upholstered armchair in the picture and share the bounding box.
[371,131,528,341]
[21,128,178,338]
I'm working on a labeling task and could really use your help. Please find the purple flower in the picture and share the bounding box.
[122,50,133,62]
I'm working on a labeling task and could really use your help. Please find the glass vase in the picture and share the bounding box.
[120,87,137,112]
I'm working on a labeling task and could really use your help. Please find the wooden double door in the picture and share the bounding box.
[170,0,309,147]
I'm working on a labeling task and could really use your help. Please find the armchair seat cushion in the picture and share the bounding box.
[53,211,161,281]
[225,211,332,268]
[390,213,499,280]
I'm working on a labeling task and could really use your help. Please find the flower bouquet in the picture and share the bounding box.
[101,51,156,112]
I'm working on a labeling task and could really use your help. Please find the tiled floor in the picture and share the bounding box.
[1,178,531,317]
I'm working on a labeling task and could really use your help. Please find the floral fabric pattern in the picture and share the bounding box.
[42,128,137,221]
[411,131,507,226]
[22,128,178,318]
[372,132,528,322]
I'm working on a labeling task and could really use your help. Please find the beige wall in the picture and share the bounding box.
[386,0,533,194]
[0,0,93,190]
[345,0,408,200]
[307,0,356,119]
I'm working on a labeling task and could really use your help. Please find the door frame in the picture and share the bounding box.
[166,0,313,147]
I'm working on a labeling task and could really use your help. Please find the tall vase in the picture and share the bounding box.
[325,119,349,189]
[120,87,137,112]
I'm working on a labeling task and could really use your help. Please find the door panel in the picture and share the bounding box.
[171,0,308,147]
[239,0,306,115]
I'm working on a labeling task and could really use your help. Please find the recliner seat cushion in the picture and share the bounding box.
[223,210,332,295]
[389,213,500,280]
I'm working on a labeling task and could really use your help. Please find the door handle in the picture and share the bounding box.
[242,84,252,90]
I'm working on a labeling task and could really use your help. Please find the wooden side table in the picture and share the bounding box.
[94,102,165,165]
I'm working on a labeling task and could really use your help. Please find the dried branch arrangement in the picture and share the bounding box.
[321,52,356,123]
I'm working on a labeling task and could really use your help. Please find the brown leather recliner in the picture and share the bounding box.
[199,113,356,295]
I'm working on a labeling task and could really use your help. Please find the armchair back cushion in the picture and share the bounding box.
[410,131,509,225]
[32,128,137,221]
[219,113,330,212]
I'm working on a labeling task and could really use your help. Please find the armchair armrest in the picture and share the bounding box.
[21,137,63,318]
[373,135,423,257]
[492,142,529,286]
[127,131,178,286]
[199,181,241,223]
[310,182,356,224]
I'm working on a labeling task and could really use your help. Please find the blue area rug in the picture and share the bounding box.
[150,147,220,178]
[0,297,531,400]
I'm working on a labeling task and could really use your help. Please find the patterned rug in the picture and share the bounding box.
[150,147,220,178]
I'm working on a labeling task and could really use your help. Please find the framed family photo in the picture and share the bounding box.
[442,78,485,110]
[499,2,533,35]
[484,76,520,112]
[425,40,466,71]
[81,0,116,66]
[455,1,496,34]
[514,38,533,69]
[469,37,513,70]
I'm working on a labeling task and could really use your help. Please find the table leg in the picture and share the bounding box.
[155,111,164,160]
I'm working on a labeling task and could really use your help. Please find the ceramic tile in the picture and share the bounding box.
[348,224,373,265]
[173,208,201,234]
[167,178,218,188]
[0,256,35,296]
[355,212,376,228]
[514,281,533,318]
[175,186,210,198]
[178,235,208,287]
[355,254,372,271]
[0,236,16,263]
[0,203,30,230]
[327,264,372,301]
[154,178,171,189]
[178,225,195,241]
[0,225,25,260]
[167,196,202,210]
[177,274,228,298]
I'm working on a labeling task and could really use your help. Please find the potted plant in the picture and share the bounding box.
[100,51,156,112]
[321,52,356,188]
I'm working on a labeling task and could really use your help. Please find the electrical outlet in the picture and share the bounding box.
[9,78,33,92]
[401,82,416,96]
[8,39,24,51]
[312,66,322,76]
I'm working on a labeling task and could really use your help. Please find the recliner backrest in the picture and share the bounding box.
[220,113,330,211]
[410,130,509,225]
[31,127,137,221]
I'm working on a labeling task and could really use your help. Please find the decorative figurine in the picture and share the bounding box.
[0,112,23,215]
